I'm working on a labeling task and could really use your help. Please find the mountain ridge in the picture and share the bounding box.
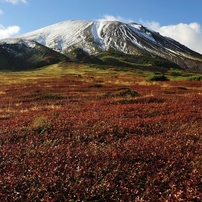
[1,20,202,72]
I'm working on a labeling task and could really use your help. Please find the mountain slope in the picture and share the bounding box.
[1,20,202,72]
[0,39,68,70]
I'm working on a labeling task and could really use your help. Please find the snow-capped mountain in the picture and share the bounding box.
[1,20,202,71]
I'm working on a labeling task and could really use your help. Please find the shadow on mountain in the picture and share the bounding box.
[0,42,69,71]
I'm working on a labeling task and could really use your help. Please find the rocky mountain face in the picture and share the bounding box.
[1,20,202,72]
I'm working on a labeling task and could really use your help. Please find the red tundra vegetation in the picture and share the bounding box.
[0,64,202,201]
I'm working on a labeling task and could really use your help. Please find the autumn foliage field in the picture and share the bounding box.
[0,63,202,201]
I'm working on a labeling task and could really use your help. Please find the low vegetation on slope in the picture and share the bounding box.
[72,48,182,72]
[0,63,202,201]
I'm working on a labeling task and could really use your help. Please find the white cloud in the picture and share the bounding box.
[0,24,20,39]
[3,0,27,4]
[0,9,4,15]
[97,15,133,23]
[142,20,202,54]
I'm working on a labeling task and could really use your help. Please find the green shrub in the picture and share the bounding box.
[170,70,182,76]
[148,74,169,81]
[186,76,202,81]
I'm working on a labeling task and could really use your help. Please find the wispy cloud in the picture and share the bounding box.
[3,0,27,4]
[96,15,133,23]
[0,9,4,15]
[0,24,20,39]
[141,20,202,54]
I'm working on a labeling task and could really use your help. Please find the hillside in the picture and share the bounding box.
[0,40,69,71]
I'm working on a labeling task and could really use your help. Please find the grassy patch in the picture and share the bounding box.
[30,116,52,134]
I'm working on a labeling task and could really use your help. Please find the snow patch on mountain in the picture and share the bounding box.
[1,38,36,48]
[126,23,157,45]
[17,20,93,53]
[92,22,106,51]
[0,39,36,57]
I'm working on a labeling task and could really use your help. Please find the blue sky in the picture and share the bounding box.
[0,0,202,53]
